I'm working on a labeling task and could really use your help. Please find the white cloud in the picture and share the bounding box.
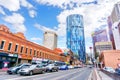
[34,23,55,32]
[31,37,41,41]
[0,0,20,11]
[36,0,97,9]
[20,0,37,18]
[29,10,37,18]
[0,7,5,15]
[3,13,26,33]
[36,0,120,52]
[34,0,120,52]
[20,0,34,9]
[0,0,36,18]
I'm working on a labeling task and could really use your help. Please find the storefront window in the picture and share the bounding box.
[2,56,6,60]
[12,58,16,62]
[8,57,11,61]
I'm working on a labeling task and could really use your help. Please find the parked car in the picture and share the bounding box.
[46,63,59,72]
[68,65,74,69]
[103,67,115,73]
[59,65,68,70]
[7,63,31,74]
[115,68,120,75]
[74,65,82,68]
[19,64,46,76]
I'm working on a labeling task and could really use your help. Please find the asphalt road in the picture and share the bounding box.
[0,67,92,80]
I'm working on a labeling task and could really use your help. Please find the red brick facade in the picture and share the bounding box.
[99,50,120,69]
[0,25,67,67]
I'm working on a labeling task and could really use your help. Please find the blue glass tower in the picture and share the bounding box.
[66,14,86,62]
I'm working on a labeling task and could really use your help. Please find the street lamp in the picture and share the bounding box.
[89,47,92,58]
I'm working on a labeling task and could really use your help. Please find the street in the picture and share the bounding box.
[0,67,92,80]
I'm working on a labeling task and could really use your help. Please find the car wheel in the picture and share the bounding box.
[42,70,45,74]
[29,71,33,76]
[52,69,54,72]
[8,73,12,75]
[56,69,58,72]
[16,70,19,74]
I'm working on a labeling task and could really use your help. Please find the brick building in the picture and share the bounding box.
[0,25,67,69]
[99,50,120,69]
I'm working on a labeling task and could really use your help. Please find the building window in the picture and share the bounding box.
[40,52,41,57]
[34,50,36,56]
[20,46,24,53]
[25,48,28,54]
[2,56,6,60]
[8,43,12,51]
[14,44,18,52]
[37,51,39,57]
[0,41,5,49]
[30,49,32,55]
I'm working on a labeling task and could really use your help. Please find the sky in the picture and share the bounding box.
[0,0,119,53]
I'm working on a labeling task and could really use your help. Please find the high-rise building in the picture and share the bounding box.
[112,22,120,50]
[92,29,110,58]
[95,42,113,55]
[107,16,116,49]
[111,2,120,23]
[110,2,120,50]
[43,31,57,50]
[66,14,86,62]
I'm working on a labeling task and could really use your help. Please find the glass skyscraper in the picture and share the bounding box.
[66,14,86,62]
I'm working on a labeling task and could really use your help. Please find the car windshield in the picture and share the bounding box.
[21,65,31,69]
[16,64,22,67]
[47,64,54,66]
[30,65,37,68]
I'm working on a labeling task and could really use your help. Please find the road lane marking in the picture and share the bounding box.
[48,69,84,80]
[31,69,81,80]
[34,69,83,80]
[5,69,80,80]
[69,69,89,80]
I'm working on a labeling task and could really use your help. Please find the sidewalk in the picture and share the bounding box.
[88,68,114,80]
[0,69,7,72]
[97,69,114,80]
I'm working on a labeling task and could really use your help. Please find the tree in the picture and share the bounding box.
[73,53,79,59]
[95,52,99,59]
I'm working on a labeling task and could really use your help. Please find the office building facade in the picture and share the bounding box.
[43,31,57,50]
[95,42,113,55]
[66,14,86,62]
[92,29,110,57]
[110,2,120,50]
[107,16,116,49]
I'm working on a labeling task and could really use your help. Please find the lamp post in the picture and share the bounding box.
[89,47,92,58]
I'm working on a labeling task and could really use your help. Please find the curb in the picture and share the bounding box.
[88,69,93,80]
[88,68,101,80]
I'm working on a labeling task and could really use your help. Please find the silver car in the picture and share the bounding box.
[19,65,46,76]
[46,64,59,72]
[7,63,31,74]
